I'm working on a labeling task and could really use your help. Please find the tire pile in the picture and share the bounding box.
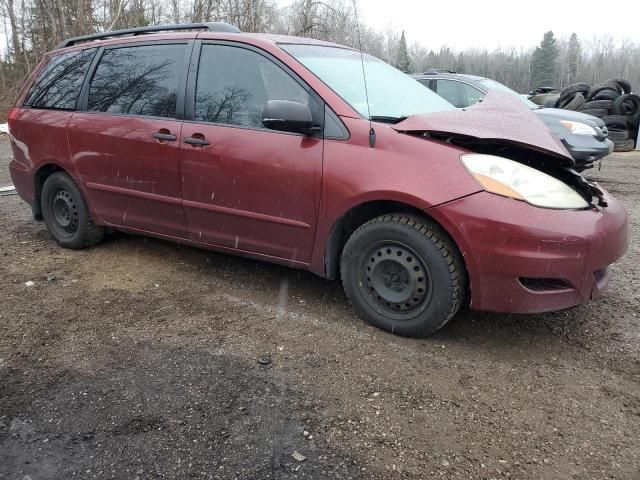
[550,79,639,152]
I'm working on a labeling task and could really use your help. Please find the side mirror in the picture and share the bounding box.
[262,100,319,135]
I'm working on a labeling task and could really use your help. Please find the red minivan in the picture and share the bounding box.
[8,23,628,337]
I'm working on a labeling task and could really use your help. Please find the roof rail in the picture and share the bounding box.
[422,68,457,75]
[55,22,241,49]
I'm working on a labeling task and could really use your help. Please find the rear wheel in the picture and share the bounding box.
[41,171,104,249]
[340,214,465,337]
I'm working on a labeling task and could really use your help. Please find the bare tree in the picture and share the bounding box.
[1,0,639,120]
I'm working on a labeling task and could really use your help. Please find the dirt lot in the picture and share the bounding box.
[0,135,638,479]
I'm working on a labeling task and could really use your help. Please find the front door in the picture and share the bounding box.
[69,42,189,237]
[179,43,324,262]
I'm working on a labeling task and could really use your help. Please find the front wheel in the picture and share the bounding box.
[340,214,465,337]
[41,171,104,249]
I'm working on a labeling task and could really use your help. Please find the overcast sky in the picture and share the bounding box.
[355,0,640,50]
[1,0,638,53]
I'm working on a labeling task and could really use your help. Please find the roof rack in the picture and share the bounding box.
[55,22,241,49]
[422,68,457,75]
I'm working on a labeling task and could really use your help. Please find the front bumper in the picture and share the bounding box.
[565,137,613,164]
[430,190,628,313]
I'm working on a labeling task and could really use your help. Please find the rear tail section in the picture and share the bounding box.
[7,107,20,133]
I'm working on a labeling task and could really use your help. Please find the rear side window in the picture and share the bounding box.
[88,44,186,118]
[24,49,96,110]
[194,44,314,128]
[435,79,484,108]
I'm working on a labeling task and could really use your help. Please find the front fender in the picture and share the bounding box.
[308,118,483,277]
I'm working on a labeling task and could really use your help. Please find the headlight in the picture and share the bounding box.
[461,154,589,209]
[560,120,596,135]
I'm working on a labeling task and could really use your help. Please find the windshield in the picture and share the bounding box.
[479,79,540,109]
[281,44,454,120]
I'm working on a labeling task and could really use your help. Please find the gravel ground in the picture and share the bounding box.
[0,135,639,479]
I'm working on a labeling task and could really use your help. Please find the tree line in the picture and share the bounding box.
[1,0,638,117]
[413,31,640,94]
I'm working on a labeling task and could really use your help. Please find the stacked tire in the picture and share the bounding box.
[553,79,639,152]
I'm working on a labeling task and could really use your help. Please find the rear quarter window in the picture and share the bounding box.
[23,49,97,110]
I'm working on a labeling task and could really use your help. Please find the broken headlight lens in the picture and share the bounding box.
[560,121,597,135]
[461,154,589,209]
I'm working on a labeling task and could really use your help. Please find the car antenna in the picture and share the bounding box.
[352,0,375,148]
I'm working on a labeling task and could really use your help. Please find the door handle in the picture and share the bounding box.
[184,136,210,146]
[152,132,177,141]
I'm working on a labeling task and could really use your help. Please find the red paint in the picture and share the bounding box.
[428,190,628,312]
[393,90,572,164]
[7,31,629,315]
[68,113,186,237]
[180,123,322,260]
[8,108,75,204]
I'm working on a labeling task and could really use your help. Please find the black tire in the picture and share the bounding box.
[604,78,632,95]
[586,83,619,101]
[580,108,609,118]
[559,92,585,111]
[607,129,629,142]
[601,115,628,130]
[583,100,613,112]
[593,90,619,101]
[613,94,640,116]
[340,214,465,337]
[613,139,635,152]
[41,171,104,249]
[559,83,590,103]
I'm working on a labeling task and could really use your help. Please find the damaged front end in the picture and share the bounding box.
[392,90,607,208]
[428,134,607,208]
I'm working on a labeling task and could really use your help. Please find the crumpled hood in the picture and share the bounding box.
[392,90,575,167]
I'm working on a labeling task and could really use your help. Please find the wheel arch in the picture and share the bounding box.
[32,163,71,220]
[323,199,465,281]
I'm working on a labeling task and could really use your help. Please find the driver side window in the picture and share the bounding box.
[195,44,314,129]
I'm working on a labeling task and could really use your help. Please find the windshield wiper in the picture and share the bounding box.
[369,115,407,124]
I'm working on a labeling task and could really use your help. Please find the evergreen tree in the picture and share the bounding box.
[530,31,559,88]
[567,33,580,84]
[396,31,411,72]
